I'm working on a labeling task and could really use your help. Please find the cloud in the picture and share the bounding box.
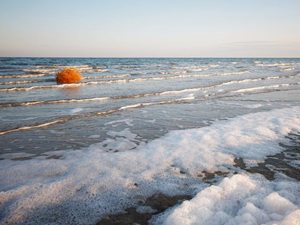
[225,41,279,47]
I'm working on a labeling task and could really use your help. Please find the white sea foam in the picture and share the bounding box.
[0,97,110,108]
[233,84,290,93]
[159,70,188,75]
[179,94,195,100]
[255,63,289,67]
[280,67,295,71]
[172,65,219,70]
[0,116,38,122]
[156,174,300,225]
[0,119,67,135]
[243,104,263,109]
[84,73,130,79]
[0,80,40,85]
[88,134,100,139]
[0,74,47,79]
[105,119,134,127]
[22,65,103,75]
[88,129,142,152]
[70,108,84,114]
[1,107,300,224]
[0,84,59,92]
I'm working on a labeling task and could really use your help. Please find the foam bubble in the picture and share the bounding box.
[88,134,100,139]
[263,192,297,215]
[105,119,134,127]
[243,104,263,109]
[70,107,83,114]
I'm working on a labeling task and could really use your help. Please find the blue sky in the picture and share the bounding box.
[0,0,299,57]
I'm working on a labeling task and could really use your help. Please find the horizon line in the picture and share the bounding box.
[1,56,300,59]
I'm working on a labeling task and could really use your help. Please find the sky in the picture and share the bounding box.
[0,0,300,57]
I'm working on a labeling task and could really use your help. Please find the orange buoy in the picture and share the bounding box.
[56,67,82,84]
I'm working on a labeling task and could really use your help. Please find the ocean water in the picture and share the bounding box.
[0,58,300,224]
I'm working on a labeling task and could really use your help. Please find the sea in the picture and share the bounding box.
[0,58,300,225]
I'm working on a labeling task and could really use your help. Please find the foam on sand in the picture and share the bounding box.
[157,174,300,225]
[1,107,300,224]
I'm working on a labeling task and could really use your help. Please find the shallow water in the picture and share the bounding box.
[1,58,300,225]
[1,58,300,155]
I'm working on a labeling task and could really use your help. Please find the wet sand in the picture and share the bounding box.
[97,194,192,225]
[235,133,300,181]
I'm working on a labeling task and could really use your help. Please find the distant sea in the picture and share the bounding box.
[1,58,300,224]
